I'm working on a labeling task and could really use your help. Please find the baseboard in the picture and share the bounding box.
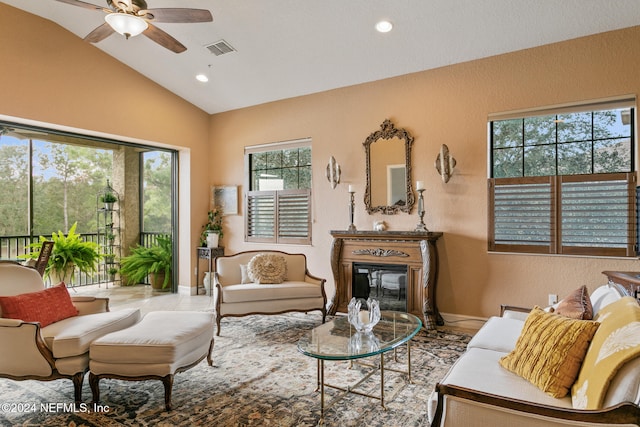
[178,285,195,296]
[440,312,487,332]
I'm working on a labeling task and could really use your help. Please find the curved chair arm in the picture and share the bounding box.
[0,320,55,377]
[433,383,640,426]
[71,296,109,315]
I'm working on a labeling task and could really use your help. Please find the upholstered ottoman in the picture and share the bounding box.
[89,311,214,410]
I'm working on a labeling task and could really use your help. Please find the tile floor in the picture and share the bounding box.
[70,283,215,314]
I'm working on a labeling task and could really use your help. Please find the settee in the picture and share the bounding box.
[429,283,640,426]
[0,262,140,401]
[214,250,326,336]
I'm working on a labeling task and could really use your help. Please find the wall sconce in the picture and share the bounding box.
[326,156,341,189]
[435,144,456,183]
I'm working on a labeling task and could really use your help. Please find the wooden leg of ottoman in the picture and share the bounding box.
[162,375,174,411]
[89,372,101,405]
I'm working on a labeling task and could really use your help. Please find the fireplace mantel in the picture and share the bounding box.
[329,230,443,329]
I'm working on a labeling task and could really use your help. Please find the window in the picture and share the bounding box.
[245,139,312,244]
[488,99,636,256]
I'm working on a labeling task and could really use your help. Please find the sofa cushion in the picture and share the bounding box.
[590,284,622,315]
[239,264,251,284]
[41,308,140,358]
[554,285,593,320]
[572,296,640,409]
[221,281,321,303]
[247,253,287,284]
[0,283,78,327]
[90,311,214,365]
[499,307,599,398]
[467,316,524,353]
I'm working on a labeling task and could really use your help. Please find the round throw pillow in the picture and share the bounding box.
[247,254,287,284]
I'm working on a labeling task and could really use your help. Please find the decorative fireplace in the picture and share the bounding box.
[353,262,408,312]
[329,230,443,330]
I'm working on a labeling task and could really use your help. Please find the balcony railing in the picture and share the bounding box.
[0,232,167,287]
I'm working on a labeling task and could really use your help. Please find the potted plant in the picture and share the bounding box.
[107,266,119,281]
[100,192,118,210]
[200,208,224,248]
[24,222,101,285]
[119,234,172,290]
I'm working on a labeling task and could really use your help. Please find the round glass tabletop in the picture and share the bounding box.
[297,311,422,361]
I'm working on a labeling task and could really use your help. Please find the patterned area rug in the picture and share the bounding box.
[0,313,470,426]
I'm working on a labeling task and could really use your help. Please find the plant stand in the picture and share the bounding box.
[97,180,121,287]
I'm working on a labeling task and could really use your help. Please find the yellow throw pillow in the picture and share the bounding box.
[500,306,599,398]
[572,297,640,409]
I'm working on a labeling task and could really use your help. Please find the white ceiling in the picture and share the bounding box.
[4,0,640,114]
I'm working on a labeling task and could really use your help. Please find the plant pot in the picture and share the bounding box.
[49,264,75,286]
[150,272,171,291]
[104,202,114,210]
[206,232,219,248]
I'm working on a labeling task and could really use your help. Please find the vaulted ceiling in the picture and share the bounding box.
[4,0,640,114]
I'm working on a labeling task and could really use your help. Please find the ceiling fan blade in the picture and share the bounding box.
[143,24,186,53]
[84,22,115,43]
[139,8,212,23]
[54,0,106,11]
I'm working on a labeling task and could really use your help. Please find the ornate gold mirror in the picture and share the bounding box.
[364,119,414,214]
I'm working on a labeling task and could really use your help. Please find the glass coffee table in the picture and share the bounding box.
[297,311,422,421]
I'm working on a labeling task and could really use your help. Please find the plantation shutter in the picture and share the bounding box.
[245,191,276,242]
[489,173,635,256]
[277,189,311,244]
[488,177,555,253]
[245,190,312,244]
[559,173,635,256]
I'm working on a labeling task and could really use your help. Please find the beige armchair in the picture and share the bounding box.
[0,262,140,401]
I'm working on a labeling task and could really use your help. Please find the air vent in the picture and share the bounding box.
[205,40,236,56]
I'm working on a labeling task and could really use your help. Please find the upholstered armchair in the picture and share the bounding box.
[0,262,140,401]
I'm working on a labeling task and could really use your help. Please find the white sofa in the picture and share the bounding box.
[214,250,326,336]
[429,283,640,426]
[0,262,140,401]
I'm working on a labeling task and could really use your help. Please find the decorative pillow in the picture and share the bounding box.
[572,297,640,409]
[239,264,251,284]
[499,306,599,398]
[247,254,287,284]
[0,282,78,327]
[554,285,594,320]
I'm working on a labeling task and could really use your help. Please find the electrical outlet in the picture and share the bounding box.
[548,294,558,305]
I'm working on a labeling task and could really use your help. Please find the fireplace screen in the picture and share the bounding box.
[352,263,407,312]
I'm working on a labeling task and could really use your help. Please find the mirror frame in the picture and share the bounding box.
[364,119,415,215]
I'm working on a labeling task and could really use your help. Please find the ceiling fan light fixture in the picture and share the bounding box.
[105,13,148,39]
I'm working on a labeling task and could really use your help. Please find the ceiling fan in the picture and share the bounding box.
[54,0,213,53]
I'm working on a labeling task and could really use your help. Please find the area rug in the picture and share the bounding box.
[0,312,471,426]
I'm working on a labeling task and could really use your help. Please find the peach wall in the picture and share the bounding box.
[210,26,640,321]
[2,2,639,318]
[0,4,211,289]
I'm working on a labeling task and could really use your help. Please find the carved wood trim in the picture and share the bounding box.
[433,383,640,425]
[352,248,409,257]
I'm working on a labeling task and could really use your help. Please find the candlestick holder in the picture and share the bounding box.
[348,190,357,231]
[414,188,428,232]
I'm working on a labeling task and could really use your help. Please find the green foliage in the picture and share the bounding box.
[492,109,631,178]
[119,235,172,288]
[200,208,224,246]
[100,193,118,203]
[24,222,100,281]
[142,152,172,232]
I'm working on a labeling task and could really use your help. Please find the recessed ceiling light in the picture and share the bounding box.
[375,20,393,33]
[196,73,209,83]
